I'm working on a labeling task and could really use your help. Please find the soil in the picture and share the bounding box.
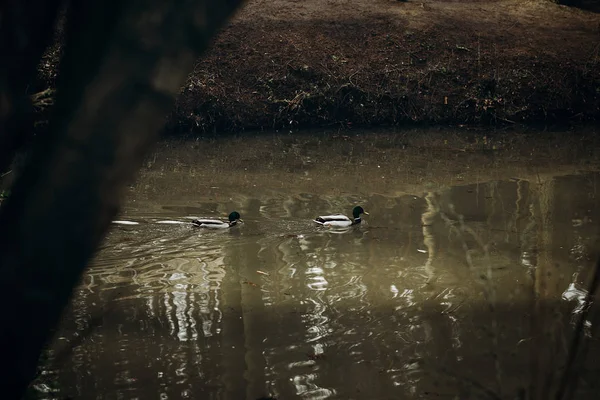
[164,0,600,134]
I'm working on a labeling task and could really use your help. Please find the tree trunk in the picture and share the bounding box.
[0,0,244,398]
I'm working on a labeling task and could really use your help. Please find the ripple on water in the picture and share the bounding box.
[33,168,600,400]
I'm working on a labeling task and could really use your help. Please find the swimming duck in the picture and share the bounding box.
[314,206,368,228]
[191,211,243,229]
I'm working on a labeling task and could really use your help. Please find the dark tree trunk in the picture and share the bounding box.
[0,0,244,398]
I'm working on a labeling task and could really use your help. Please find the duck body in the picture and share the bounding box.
[191,211,242,229]
[191,219,234,229]
[314,206,368,228]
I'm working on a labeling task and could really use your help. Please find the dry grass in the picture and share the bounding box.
[167,0,600,133]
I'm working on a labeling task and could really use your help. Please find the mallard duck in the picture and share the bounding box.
[191,211,243,229]
[314,206,368,228]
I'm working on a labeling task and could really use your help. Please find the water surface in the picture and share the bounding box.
[32,130,600,399]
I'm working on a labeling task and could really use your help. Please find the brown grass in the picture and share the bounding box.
[167,0,600,133]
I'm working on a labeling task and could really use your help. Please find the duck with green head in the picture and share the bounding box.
[314,206,368,228]
[191,211,243,229]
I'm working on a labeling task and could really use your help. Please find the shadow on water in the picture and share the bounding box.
[28,131,600,400]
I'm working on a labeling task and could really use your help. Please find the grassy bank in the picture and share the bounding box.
[37,0,600,134]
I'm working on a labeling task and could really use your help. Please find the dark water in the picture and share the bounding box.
[31,131,600,399]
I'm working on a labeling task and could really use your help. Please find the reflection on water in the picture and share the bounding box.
[30,133,600,399]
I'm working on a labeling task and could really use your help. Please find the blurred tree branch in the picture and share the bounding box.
[0,0,244,398]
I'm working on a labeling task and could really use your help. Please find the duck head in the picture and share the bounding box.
[228,211,243,223]
[352,206,368,219]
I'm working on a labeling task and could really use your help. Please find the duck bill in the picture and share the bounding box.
[363,211,369,215]
[238,219,244,223]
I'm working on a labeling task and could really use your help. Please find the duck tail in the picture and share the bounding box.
[190,219,201,227]
[314,218,325,225]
